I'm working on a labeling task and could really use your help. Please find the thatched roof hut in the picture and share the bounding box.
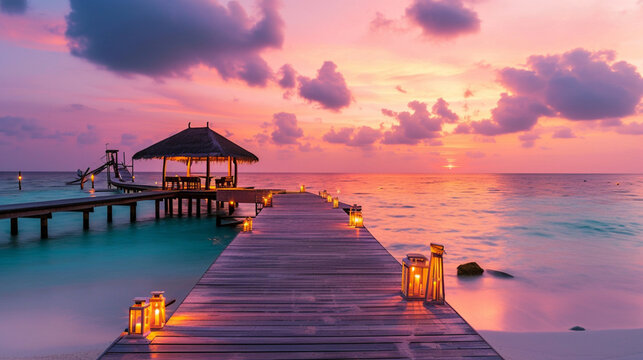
[133,124,258,189]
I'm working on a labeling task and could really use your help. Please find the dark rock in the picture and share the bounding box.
[487,269,514,278]
[457,262,484,276]
[570,326,586,331]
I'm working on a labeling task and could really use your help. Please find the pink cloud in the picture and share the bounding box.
[406,0,480,39]
[298,61,352,111]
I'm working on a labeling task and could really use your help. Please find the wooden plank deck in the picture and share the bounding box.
[101,192,501,359]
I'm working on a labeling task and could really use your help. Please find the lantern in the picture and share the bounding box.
[149,291,166,330]
[300,185,305,193]
[401,254,429,300]
[91,174,95,189]
[263,194,272,207]
[18,171,22,190]
[353,208,364,228]
[348,204,360,226]
[243,217,253,232]
[333,197,339,208]
[128,297,151,337]
[426,243,445,304]
[326,194,333,203]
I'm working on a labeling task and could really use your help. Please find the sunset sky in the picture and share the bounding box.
[1,0,642,173]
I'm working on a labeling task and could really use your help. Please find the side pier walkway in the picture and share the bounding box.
[101,192,501,359]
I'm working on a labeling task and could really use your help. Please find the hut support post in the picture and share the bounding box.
[129,203,136,223]
[205,156,210,190]
[155,199,160,219]
[196,198,201,217]
[227,157,232,176]
[187,157,192,177]
[169,198,174,216]
[83,210,90,230]
[162,156,167,190]
[207,199,212,214]
[188,198,193,216]
[40,216,48,239]
[10,218,18,235]
[178,197,183,216]
[233,158,238,187]
[107,205,112,223]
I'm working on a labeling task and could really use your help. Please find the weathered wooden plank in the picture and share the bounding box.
[101,193,501,359]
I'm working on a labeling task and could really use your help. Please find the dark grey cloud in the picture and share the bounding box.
[0,116,73,140]
[471,93,553,135]
[65,0,284,86]
[406,0,480,39]
[1,0,26,15]
[382,98,459,144]
[323,126,381,147]
[498,49,643,121]
[552,127,576,139]
[298,61,352,111]
[270,112,303,145]
[278,64,296,89]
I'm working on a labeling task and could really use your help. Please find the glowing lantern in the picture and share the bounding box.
[353,208,364,228]
[401,254,429,300]
[128,297,151,337]
[300,185,305,193]
[333,197,339,208]
[149,291,166,330]
[426,243,445,304]
[348,204,360,226]
[243,217,253,232]
[18,171,22,190]
[91,174,95,189]
[326,194,333,203]
[263,194,272,207]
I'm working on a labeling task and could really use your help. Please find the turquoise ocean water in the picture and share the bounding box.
[0,172,642,357]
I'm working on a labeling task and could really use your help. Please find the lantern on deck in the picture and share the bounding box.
[401,254,429,300]
[426,243,445,304]
[326,194,333,203]
[348,204,360,226]
[333,197,339,208]
[149,291,166,330]
[300,185,305,193]
[263,194,272,207]
[353,208,364,228]
[128,297,151,337]
[243,217,253,232]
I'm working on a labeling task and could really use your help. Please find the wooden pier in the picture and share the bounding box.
[1,188,273,239]
[101,192,501,359]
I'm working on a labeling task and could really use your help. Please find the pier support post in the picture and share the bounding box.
[228,202,234,216]
[83,210,90,230]
[107,205,113,223]
[196,198,201,217]
[188,198,193,217]
[40,216,48,239]
[169,198,174,216]
[215,215,221,227]
[10,218,18,235]
[155,200,160,219]
[207,199,212,214]
[129,203,137,223]
[178,197,183,216]
[164,199,168,214]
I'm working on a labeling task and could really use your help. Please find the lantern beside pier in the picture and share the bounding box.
[401,254,429,300]
[243,217,253,232]
[128,297,151,337]
[149,291,166,330]
[300,185,305,193]
[332,197,339,208]
[263,194,272,207]
[426,243,445,304]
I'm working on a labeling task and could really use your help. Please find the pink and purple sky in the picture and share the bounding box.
[1,0,642,173]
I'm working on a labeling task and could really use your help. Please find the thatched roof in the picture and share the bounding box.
[133,125,259,163]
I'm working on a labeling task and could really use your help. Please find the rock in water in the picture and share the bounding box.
[457,262,484,276]
[570,326,586,331]
[486,269,514,278]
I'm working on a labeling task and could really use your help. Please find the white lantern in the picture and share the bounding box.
[128,297,151,337]
[401,254,429,300]
[426,243,445,304]
[149,291,166,330]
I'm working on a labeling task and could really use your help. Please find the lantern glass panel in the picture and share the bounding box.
[401,254,429,300]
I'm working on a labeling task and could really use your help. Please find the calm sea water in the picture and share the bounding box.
[1,172,642,356]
